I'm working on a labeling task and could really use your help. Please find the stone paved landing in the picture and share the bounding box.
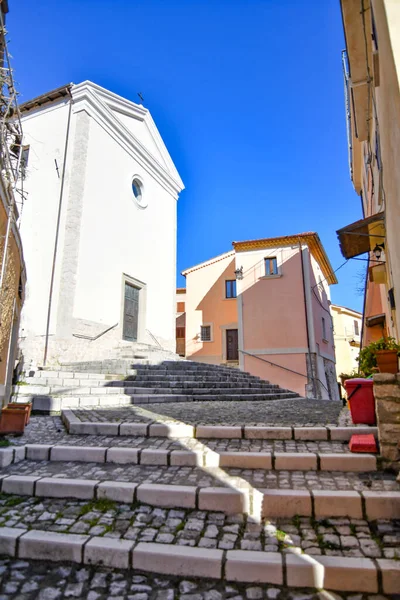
[1,461,398,491]
[0,557,395,599]
[0,495,399,558]
[72,399,345,426]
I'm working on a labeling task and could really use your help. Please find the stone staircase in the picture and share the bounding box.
[1,361,399,597]
[12,360,300,413]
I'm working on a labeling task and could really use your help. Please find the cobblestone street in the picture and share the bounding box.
[72,399,345,427]
[0,557,396,600]
[0,495,399,559]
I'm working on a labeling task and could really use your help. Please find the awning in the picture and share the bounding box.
[365,313,386,328]
[336,213,385,259]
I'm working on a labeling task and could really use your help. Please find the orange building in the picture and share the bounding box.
[180,233,339,400]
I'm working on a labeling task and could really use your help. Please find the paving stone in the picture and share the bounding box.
[19,530,89,562]
[137,484,197,509]
[50,446,107,463]
[199,488,249,514]
[362,491,400,520]
[313,491,363,518]
[261,490,312,517]
[226,550,283,584]
[2,475,41,496]
[106,448,139,464]
[84,536,134,568]
[133,542,223,578]
[274,453,317,471]
[244,427,292,440]
[36,477,98,500]
[0,527,27,556]
[377,558,400,594]
[97,481,137,503]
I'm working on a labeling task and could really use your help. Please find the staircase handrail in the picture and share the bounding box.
[239,349,330,395]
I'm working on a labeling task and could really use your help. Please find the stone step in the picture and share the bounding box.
[14,392,301,413]
[62,412,378,441]
[0,474,399,521]
[23,376,269,387]
[15,384,284,396]
[0,443,378,472]
[0,525,398,592]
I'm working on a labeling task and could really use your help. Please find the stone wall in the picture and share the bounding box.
[373,373,400,472]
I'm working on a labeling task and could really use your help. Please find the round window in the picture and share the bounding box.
[131,178,147,208]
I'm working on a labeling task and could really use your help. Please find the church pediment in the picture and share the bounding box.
[71,81,184,198]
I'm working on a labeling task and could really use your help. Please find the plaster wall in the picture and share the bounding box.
[18,101,73,340]
[184,254,237,364]
[372,0,400,338]
[18,84,182,365]
[237,246,309,396]
[331,305,362,379]
[72,109,177,346]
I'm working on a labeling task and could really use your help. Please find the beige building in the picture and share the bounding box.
[337,0,400,346]
[181,233,339,400]
[331,305,362,383]
[176,288,186,356]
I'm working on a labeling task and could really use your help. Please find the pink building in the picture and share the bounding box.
[181,232,339,400]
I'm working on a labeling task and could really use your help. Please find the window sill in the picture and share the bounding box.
[223,297,237,301]
[259,274,282,280]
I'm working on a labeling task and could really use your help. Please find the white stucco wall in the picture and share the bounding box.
[18,82,183,365]
[73,108,177,344]
[19,100,74,339]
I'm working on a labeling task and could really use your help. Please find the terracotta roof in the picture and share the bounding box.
[182,250,235,276]
[19,84,73,113]
[233,232,337,285]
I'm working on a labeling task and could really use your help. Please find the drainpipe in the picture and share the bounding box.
[299,240,317,398]
[43,90,73,366]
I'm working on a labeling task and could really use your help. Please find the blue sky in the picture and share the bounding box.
[9,0,365,311]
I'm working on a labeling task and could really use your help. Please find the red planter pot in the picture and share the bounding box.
[7,402,32,425]
[376,349,399,374]
[0,407,27,434]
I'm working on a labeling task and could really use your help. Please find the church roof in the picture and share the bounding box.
[19,81,184,198]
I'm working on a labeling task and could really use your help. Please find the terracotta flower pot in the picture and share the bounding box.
[376,349,399,374]
[0,407,26,434]
[7,402,32,425]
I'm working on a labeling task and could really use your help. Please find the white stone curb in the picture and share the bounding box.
[5,442,378,473]
[0,529,398,592]
[0,475,398,519]
[61,411,379,441]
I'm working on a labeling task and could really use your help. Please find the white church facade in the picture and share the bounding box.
[18,81,184,367]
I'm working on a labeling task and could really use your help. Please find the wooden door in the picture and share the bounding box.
[226,329,238,361]
[123,283,139,341]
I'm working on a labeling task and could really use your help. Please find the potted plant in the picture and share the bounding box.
[339,370,361,387]
[359,337,400,376]
[0,406,26,434]
[7,401,32,425]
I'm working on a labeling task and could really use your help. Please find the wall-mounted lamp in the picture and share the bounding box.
[373,243,385,260]
[234,266,244,280]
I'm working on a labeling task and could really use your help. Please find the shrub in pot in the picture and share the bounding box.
[359,337,400,376]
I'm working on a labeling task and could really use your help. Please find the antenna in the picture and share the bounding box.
[137,92,144,105]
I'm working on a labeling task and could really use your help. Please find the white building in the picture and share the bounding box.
[18,81,184,366]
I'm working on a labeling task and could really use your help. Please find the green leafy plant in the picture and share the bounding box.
[339,369,360,382]
[358,337,400,377]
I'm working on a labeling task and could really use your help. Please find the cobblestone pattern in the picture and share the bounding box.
[1,461,398,491]
[71,399,346,427]
[5,418,353,453]
[0,495,399,559]
[0,557,395,600]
